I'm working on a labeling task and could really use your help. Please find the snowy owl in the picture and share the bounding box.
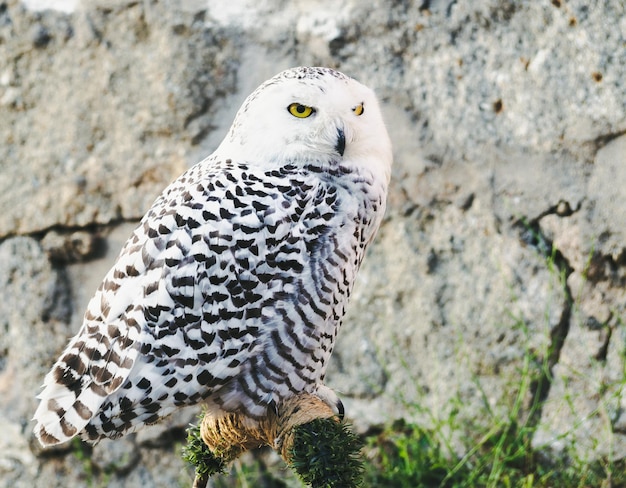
[33,66,392,446]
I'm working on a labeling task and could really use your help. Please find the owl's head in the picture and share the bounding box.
[218,67,392,184]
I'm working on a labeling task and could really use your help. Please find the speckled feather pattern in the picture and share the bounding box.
[33,66,392,446]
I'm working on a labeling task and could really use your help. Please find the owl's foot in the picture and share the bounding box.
[185,392,362,487]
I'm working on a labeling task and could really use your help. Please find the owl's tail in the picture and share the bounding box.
[33,348,108,447]
[33,377,103,446]
[33,320,140,447]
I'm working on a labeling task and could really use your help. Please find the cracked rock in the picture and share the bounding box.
[41,229,100,263]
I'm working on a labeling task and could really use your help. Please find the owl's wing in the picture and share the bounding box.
[32,163,224,445]
[33,161,335,445]
[32,237,150,445]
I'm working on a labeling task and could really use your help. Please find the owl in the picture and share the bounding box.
[33,66,392,446]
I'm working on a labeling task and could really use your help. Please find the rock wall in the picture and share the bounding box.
[0,0,625,485]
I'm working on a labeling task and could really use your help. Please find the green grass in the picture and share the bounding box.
[359,332,626,487]
[360,416,626,487]
[357,232,626,488]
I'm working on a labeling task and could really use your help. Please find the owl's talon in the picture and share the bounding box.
[336,398,345,420]
[313,384,345,419]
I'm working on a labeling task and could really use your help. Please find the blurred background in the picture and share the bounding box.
[1,0,625,486]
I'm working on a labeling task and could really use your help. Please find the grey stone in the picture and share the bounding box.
[0,0,239,237]
[0,237,74,484]
[0,237,72,415]
[586,135,626,261]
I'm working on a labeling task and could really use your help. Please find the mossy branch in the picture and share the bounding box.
[181,421,226,488]
[287,418,363,488]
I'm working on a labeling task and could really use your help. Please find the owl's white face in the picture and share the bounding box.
[217,67,392,184]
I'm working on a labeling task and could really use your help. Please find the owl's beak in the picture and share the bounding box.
[335,127,346,157]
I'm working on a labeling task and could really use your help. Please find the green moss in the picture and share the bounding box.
[181,421,226,479]
[287,418,364,488]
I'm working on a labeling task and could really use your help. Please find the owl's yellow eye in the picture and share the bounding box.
[288,103,315,118]
[353,103,364,116]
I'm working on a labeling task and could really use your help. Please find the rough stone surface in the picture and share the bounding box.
[0,0,625,485]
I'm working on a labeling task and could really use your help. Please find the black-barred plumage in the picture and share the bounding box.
[34,67,392,446]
